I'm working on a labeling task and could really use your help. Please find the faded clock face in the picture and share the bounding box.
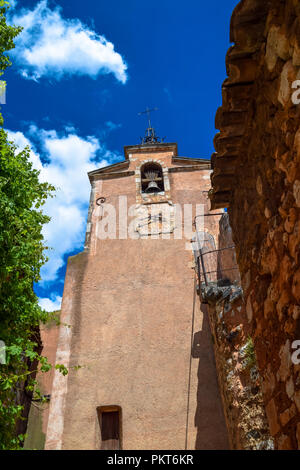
[135,206,175,237]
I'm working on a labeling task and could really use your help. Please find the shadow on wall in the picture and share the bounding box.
[193,304,229,450]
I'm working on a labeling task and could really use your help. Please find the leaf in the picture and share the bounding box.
[55,364,69,376]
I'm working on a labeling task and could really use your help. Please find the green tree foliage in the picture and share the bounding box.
[0,129,56,448]
[0,0,22,125]
[0,1,21,72]
[0,1,62,449]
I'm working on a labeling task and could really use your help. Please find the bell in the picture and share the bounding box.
[145,180,160,193]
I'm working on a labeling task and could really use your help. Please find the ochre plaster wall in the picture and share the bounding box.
[44,146,229,450]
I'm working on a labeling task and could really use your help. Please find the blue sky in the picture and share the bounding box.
[4,0,238,310]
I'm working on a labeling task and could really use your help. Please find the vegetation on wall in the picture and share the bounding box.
[243,336,256,370]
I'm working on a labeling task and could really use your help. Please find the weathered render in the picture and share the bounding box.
[210,0,300,449]
[42,142,229,450]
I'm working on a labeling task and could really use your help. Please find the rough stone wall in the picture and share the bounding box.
[210,0,300,449]
[201,215,272,449]
[217,213,241,285]
[205,288,272,450]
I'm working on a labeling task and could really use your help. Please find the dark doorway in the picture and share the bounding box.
[97,406,121,450]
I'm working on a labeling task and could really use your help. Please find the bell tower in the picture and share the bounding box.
[44,127,229,450]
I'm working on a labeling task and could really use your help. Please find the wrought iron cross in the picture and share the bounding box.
[138,107,158,130]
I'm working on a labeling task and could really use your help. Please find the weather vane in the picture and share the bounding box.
[138,107,165,144]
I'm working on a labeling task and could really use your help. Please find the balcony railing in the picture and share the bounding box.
[192,231,241,288]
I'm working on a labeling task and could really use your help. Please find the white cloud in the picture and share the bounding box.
[6,126,122,283]
[105,121,122,131]
[163,87,173,103]
[39,295,62,312]
[10,0,128,83]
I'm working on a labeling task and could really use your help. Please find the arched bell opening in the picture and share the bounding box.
[141,162,164,194]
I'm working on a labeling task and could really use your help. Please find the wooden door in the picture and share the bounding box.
[100,410,120,450]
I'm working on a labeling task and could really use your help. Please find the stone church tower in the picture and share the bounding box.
[44,128,229,450]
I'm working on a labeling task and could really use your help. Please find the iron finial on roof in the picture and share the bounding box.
[138,107,165,144]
